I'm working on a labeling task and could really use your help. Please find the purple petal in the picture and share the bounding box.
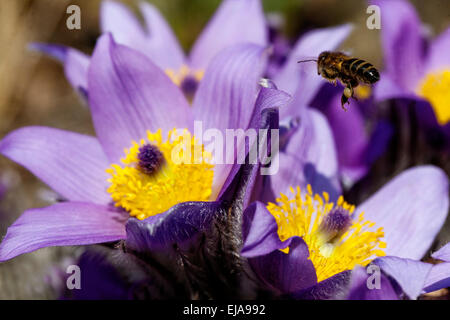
[346,266,399,300]
[374,256,432,299]
[425,27,450,73]
[30,43,89,95]
[218,87,289,205]
[139,2,186,70]
[372,0,425,90]
[189,0,267,70]
[100,1,149,55]
[193,43,267,132]
[88,34,192,163]
[356,166,449,260]
[0,202,126,261]
[125,201,225,252]
[318,90,369,182]
[0,126,110,204]
[432,243,450,262]
[290,271,351,300]
[423,262,450,293]
[272,108,340,200]
[274,24,352,99]
[241,201,289,258]
[248,237,317,294]
[192,44,267,196]
[373,72,412,102]
[286,109,339,181]
[265,153,340,205]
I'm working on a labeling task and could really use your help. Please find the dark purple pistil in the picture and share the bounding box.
[137,144,164,175]
[180,75,199,99]
[319,207,352,241]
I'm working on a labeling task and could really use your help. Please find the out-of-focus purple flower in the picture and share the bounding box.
[242,165,450,299]
[0,34,290,262]
[372,0,450,131]
[32,0,268,98]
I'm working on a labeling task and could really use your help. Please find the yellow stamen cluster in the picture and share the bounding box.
[165,65,204,87]
[417,69,450,125]
[106,129,214,220]
[267,185,386,282]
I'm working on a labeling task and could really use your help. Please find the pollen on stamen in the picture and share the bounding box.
[267,185,385,282]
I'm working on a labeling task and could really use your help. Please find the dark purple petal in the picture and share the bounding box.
[241,201,289,258]
[425,27,450,73]
[346,266,399,300]
[356,166,449,260]
[192,44,267,196]
[139,2,186,70]
[274,24,352,99]
[290,270,351,300]
[374,256,432,299]
[100,1,149,55]
[218,87,289,206]
[423,262,450,293]
[30,43,89,95]
[372,0,425,90]
[88,34,192,163]
[62,247,131,300]
[248,237,317,294]
[432,243,450,262]
[189,0,267,70]
[0,202,126,261]
[0,126,110,204]
[125,201,225,253]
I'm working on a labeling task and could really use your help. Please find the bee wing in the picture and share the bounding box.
[338,49,353,56]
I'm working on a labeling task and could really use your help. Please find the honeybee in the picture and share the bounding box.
[298,51,380,110]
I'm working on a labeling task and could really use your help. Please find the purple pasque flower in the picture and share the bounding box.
[0,33,290,262]
[372,0,450,130]
[242,165,449,299]
[32,0,267,98]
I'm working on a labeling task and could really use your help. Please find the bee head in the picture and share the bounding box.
[317,51,329,75]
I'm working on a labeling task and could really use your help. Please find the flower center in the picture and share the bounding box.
[417,69,450,125]
[266,185,386,282]
[106,129,214,220]
[165,65,204,100]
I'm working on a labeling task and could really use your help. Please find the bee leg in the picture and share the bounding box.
[341,86,353,111]
[340,94,349,111]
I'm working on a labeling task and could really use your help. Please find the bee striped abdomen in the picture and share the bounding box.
[343,59,380,84]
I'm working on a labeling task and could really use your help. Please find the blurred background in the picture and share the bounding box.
[0,0,449,299]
